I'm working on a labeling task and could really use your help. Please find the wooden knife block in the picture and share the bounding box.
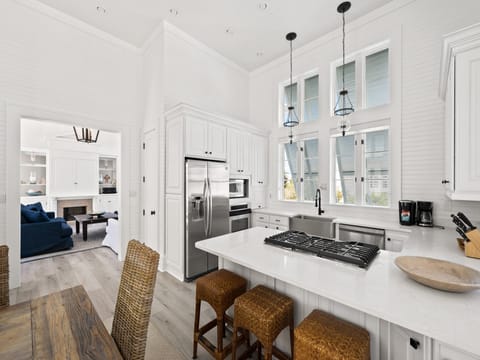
[457,229,480,259]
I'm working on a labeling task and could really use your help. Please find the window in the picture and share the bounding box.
[335,61,356,109]
[331,43,390,114]
[365,49,389,108]
[280,72,320,126]
[282,138,319,202]
[332,128,390,207]
[304,75,319,122]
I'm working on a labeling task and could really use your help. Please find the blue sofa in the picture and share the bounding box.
[21,202,73,258]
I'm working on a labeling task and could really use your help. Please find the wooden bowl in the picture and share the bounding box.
[395,256,480,293]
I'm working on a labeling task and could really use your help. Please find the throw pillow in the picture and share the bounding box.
[22,207,50,223]
[25,202,44,212]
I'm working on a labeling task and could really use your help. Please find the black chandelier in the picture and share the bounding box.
[284,32,299,144]
[73,126,99,143]
[334,1,354,136]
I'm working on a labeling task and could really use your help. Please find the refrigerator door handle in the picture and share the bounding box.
[208,178,213,236]
[203,178,208,237]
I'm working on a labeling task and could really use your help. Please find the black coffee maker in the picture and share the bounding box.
[398,200,416,226]
[417,201,433,227]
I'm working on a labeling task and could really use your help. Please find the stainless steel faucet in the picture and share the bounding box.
[314,188,325,215]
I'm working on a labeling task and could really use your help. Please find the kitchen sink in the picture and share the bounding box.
[289,215,336,238]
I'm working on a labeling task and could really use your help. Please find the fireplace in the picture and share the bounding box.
[63,206,87,221]
[57,199,93,221]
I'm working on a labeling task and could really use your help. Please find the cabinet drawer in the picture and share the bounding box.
[270,224,288,231]
[253,213,269,223]
[270,215,289,227]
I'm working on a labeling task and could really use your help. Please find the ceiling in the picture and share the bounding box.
[35,0,395,70]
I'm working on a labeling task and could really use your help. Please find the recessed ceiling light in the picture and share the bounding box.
[96,6,107,14]
[225,28,234,35]
[256,52,264,57]
[169,8,179,16]
[258,2,269,10]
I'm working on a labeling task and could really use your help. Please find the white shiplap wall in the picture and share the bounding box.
[250,0,480,224]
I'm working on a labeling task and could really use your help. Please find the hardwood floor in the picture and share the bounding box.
[9,247,222,360]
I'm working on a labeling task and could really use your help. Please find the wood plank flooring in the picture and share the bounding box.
[9,247,221,360]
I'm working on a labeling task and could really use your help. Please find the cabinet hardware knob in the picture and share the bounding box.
[409,338,420,350]
[205,151,208,154]
[441,179,450,184]
[151,210,156,215]
[209,151,212,154]
[387,237,391,241]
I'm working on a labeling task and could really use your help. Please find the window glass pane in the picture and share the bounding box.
[364,130,389,206]
[366,49,389,108]
[334,135,355,204]
[336,61,356,109]
[304,75,319,123]
[303,139,319,201]
[283,142,298,200]
[283,83,298,125]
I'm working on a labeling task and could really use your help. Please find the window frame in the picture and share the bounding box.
[330,41,391,116]
[330,124,391,208]
[278,70,320,127]
[279,134,320,203]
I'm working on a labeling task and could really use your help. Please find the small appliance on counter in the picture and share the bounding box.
[398,200,416,226]
[417,201,433,227]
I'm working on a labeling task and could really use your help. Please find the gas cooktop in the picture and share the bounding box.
[264,230,379,268]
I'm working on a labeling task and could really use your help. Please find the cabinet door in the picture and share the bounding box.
[185,116,208,158]
[208,123,227,160]
[75,159,98,195]
[251,187,267,209]
[228,129,241,175]
[444,60,455,193]
[455,48,480,195]
[252,135,268,186]
[434,341,480,360]
[389,324,427,360]
[52,158,76,195]
[385,230,408,252]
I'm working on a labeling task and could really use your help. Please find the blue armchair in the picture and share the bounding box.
[21,203,73,258]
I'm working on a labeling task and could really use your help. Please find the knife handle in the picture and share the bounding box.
[457,212,476,230]
[456,227,469,242]
[451,214,467,232]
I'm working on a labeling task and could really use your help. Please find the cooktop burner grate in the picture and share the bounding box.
[264,230,379,268]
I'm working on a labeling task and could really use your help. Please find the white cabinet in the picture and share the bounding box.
[165,194,184,281]
[51,152,98,196]
[94,194,119,213]
[385,230,408,252]
[251,187,267,209]
[434,341,480,360]
[228,129,251,175]
[441,25,480,200]
[386,323,429,360]
[185,116,227,160]
[252,135,268,186]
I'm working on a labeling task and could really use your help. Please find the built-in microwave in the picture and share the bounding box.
[229,177,249,199]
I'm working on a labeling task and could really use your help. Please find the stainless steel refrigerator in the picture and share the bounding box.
[185,159,229,280]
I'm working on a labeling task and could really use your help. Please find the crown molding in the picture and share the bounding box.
[15,0,140,53]
[250,0,416,78]
[163,22,249,75]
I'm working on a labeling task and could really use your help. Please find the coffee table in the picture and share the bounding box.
[73,213,118,241]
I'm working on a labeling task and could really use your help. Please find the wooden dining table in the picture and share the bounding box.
[0,285,123,359]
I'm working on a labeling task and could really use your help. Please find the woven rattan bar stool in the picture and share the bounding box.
[231,285,294,360]
[0,245,9,309]
[294,309,370,360]
[193,269,248,360]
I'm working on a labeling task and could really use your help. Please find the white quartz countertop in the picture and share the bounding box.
[197,226,480,356]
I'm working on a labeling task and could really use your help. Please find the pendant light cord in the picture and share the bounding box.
[289,39,293,107]
[342,11,346,92]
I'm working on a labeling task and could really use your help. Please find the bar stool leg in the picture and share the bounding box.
[216,313,224,359]
[264,343,273,360]
[289,314,294,358]
[193,298,201,359]
[257,342,262,359]
[231,325,238,360]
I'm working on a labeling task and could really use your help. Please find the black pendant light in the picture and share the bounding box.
[284,32,299,144]
[334,1,354,136]
[73,126,99,143]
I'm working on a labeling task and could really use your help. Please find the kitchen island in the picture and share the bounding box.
[196,226,480,360]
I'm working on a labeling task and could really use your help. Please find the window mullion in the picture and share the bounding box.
[299,141,304,201]
[354,133,363,206]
